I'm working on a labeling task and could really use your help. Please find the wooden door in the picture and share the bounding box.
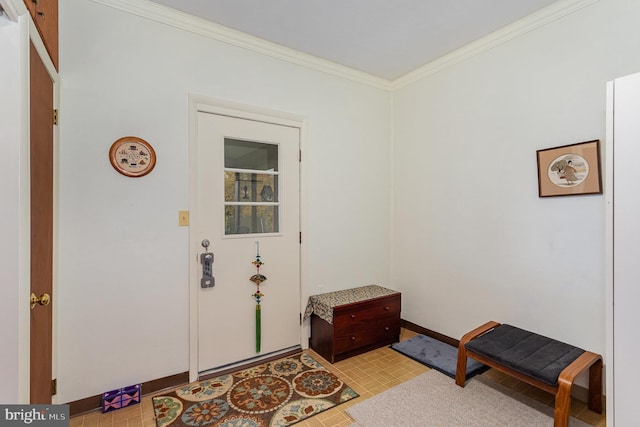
[29,41,54,404]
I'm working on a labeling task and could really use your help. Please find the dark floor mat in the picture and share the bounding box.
[391,334,489,379]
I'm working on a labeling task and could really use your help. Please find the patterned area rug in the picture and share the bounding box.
[152,352,359,426]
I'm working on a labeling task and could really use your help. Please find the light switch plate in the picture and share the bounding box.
[179,210,190,226]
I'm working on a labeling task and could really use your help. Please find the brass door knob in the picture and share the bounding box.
[30,292,50,309]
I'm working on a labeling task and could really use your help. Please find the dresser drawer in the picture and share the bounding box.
[334,295,401,335]
[334,318,400,354]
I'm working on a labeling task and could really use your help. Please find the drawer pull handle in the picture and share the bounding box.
[351,314,356,319]
[384,326,390,331]
[384,306,390,310]
[351,336,356,340]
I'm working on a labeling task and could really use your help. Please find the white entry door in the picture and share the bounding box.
[196,110,301,374]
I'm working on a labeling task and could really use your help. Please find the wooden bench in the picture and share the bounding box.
[455,321,603,427]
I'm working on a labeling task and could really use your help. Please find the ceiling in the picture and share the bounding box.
[147,0,558,81]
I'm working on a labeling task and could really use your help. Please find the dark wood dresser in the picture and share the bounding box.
[305,285,401,363]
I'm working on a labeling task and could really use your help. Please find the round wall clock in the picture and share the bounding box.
[109,136,156,177]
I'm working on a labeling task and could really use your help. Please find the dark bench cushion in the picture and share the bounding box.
[464,324,585,386]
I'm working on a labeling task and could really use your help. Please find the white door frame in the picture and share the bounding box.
[187,94,309,382]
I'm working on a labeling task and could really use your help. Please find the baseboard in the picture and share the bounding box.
[67,371,189,417]
[67,348,301,416]
[399,319,594,405]
[401,319,459,347]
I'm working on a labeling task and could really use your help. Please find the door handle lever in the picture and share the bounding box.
[201,239,215,288]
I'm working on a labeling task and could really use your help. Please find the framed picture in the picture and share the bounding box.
[536,140,602,197]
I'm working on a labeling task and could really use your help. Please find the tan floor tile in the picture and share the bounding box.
[79,411,101,427]
[577,408,607,427]
[141,407,155,422]
[313,407,340,422]
[97,415,114,426]
[318,412,351,427]
[112,406,140,422]
[124,415,142,426]
[297,415,324,427]
[506,378,531,393]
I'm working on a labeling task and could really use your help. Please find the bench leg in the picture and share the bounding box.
[588,358,603,413]
[455,342,468,387]
[554,380,572,427]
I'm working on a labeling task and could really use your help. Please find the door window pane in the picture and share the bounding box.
[224,139,279,235]
[224,139,278,171]
[225,205,279,234]
[224,172,278,203]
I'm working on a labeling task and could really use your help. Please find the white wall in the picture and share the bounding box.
[57,0,391,402]
[392,0,640,373]
[0,15,21,404]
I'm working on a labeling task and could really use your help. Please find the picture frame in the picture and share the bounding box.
[536,139,602,197]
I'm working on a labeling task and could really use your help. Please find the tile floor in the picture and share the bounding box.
[69,329,606,426]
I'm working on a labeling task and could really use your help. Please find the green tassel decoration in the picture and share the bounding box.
[256,305,261,353]
[251,241,266,354]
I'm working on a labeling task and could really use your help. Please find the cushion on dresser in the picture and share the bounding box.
[304,284,399,324]
[464,324,585,386]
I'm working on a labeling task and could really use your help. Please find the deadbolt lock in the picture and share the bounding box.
[30,292,50,309]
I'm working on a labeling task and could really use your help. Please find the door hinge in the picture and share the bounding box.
[299,150,302,162]
[299,232,302,244]
[53,109,59,125]
[300,313,302,325]
[51,378,57,396]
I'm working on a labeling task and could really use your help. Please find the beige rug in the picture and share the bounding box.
[346,369,590,426]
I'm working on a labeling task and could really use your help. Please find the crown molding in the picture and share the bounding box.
[90,0,394,91]
[90,0,598,92]
[391,0,600,89]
